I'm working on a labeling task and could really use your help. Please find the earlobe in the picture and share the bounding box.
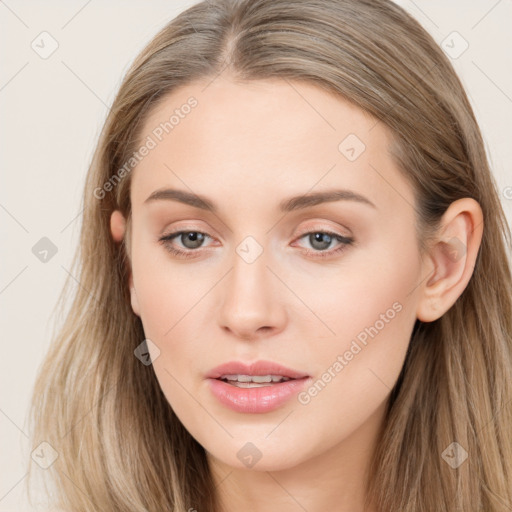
[110,210,126,242]
[416,198,483,322]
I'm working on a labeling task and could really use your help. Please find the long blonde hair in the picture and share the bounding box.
[28,0,512,510]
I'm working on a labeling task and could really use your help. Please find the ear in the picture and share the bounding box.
[110,210,140,317]
[110,209,126,243]
[416,198,484,322]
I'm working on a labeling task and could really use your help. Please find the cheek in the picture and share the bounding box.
[295,301,414,445]
[130,227,207,340]
[283,228,421,347]
[132,266,195,338]
[130,251,207,417]
[293,239,421,427]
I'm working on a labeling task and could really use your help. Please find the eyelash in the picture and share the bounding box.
[158,229,354,260]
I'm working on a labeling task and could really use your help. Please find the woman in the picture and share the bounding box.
[28,0,512,510]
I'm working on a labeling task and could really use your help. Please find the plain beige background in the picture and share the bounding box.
[1,0,511,510]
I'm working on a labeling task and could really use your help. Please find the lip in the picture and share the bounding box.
[206,360,311,414]
[206,360,309,380]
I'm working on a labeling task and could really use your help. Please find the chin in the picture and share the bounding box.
[205,436,311,472]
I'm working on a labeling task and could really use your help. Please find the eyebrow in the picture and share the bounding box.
[144,188,377,212]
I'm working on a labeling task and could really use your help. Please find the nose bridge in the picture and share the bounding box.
[232,235,269,294]
[217,233,286,338]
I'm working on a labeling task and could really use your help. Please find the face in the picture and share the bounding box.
[121,76,427,472]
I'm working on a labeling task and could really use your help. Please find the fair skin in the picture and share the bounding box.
[110,76,483,512]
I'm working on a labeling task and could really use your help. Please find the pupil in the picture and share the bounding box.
[311,232,332,250]
[183,232,204,249]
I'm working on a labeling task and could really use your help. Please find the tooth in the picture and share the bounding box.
[232,382,271,388]
[251,375,272,383]
[219,374,294,384]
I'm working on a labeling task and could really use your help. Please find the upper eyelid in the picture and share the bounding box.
[294,226,351,239]
[161,218,351,237]
[161,226,349,238]
[161,230,214,244]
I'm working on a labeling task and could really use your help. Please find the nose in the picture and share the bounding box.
[217,245,287,341]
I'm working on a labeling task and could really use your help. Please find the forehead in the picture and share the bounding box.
[129,76,414,217]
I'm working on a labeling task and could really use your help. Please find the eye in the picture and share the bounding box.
[293,230,354,259]
[159,230,214,259]
[158,229,354,260]
[170,231,208,249]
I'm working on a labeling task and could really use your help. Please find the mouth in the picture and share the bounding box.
[206,360,310,413]
[216,374,296,388]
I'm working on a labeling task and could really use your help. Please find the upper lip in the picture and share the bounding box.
[206,360,309,380]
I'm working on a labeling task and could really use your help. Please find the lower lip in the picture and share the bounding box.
[207,377,310,413]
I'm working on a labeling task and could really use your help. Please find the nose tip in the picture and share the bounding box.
[217,251,287,341]
[222,323,276,341]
